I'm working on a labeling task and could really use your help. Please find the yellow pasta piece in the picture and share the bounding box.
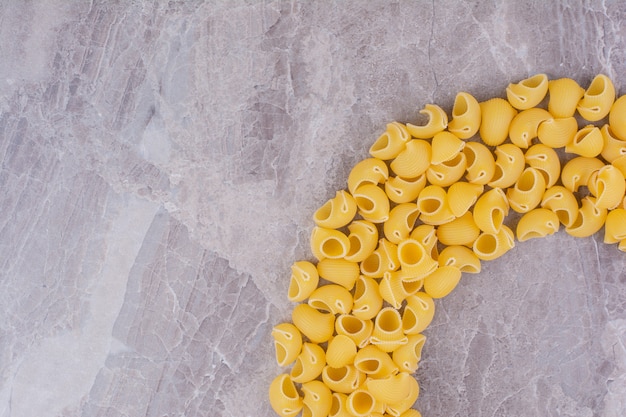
[406,103,448,138]
[352,275,384,320]
[613,154,626,178]
[431,131,465,164]
[392,333,427,373]
[609,95,626,141]
[370,307,409,352]
[620,239,626,252]
[447,181,484,217]
[402,292,436,335]
[290,343,326,383]
[397,410,422,417]
[272,323,303,367]
[448,91,481,139]
[473,187,510,234]
[317,258,360,290]
[426,151,467,187]
[346,389,377,417]
[417,185,455,225]
[436,211,480,246]
[565,196,607,238]
[506,167,547,213]
[369,122,411,160]
[472,225,515,261]
[313,190,357,229]
[409,224,439,260]
[423,265,462,299]
[379,270,423,309]
[292,304,335,344]
[541,186,579,228]
[524,144,561,188]
[353,183,390,223]
[601,124,626,163]
[463,141,496,185]
[577,74,615,121]
[322,365,365,394]
[438,245,482,274]
[353,344,399,379]
[335,314,374,348]
[329,393,352,417]
[488,144,526,189]
[347,157,388,195]
[366,372,414,404]
[302,380,333,417]
[548,78,585,118]
[397,238,438,281]
[287,260,319,302]
[560,156,604,192]
[345,220,379,263]
[390,139,432,178]
[269,373,303,417]
[509,108,553,148]
[384,203,420,244]
[385,174,427,204]
[537,116,578,148]
[308,284,353,315]
[506,73,549,110]
[589,164,626,209]
[384,375,419,417]
[604,208,626,244]
[479,98,518,146]
[516,208,560,242]
[360,238,399,278]
[566,125,604,157]
[326,335,358,368]
[310,226,350,260]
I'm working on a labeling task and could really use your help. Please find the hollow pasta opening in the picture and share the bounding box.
[361,253,381,275]
[281,374,299,399]
[287,280,301,299]
[346,236,362,257]
[491,209,504,231]
[291,358,304,379]
[371,133,390,153]
[353,278,366,300]
[274,342,287,364]
[399,241,425,266]
[419,198,441,214]
[444,152,464,167]
[402,279,422,294]
[309,300,333,313]
[491,165,504,183]
[464,147,477,167]
[355,196,375,212]
[587,76,605,96]
[402,308,417,330]
[555,208,571,227]
[475,234,497,254]
[322,238,345,257]
[326,366,348,381]
[357,359,380,373]
[378,309,400,332]
[302,405,313,417]
[339,316,364,334]
[453,94,469,117]
[314,201,332,222]
[522,74,545,88]
[350,391,374,415]
[517,170,535,192]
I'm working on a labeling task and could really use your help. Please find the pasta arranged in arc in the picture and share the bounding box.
[269,74,626,417]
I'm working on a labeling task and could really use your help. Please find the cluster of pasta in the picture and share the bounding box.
[269,74,626,417]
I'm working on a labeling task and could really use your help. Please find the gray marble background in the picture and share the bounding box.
[1,1,625,416]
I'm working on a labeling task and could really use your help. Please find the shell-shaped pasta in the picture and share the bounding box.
[609,95,626,141]
[406,104,448,139]
[326,335,358,368]
[361,238,399,278]
[620,239,626,252]
[352,276,383,320]
[506,73,549,110]
[397,239,438,281]
[524,144,561,188]
[472,225,515,261]
[345,220,379,263]
[292,304,335,344]
[322,365,365,394]
[488,144,526,189]
[346,389,377,417]
[369,122,411,160]
[577,74,616,121]
[601,124,626,163]
[310,226,350,260]
[409,225,439,259]
[560,157,604,192]
[541,186,579,228]
[431,131,466,164]
[313,190,357,229]
[392,334,426,373]
[566,125,604,157]
[366,372,413,404]
[353,184,391,223]
[613,154,626,178]
[548,78,585,118]
[438,245,481,274]
[566,197,607,238]
[317,258,360,290]
[290,342,326,383]
[417,185,455,225]
[463,141,496,185]
[302,380,333,417]
[370,307,409,352]
[354,345,399,379]
[379,271,423,309]
[506,167,547,213]
[589,164,626,209]
[516,208,560,242]
[479,98,518,146]
[436,211,480,246]
[288,260,320,302]
[385,174,427,204]
[329,393,352,417]
[423,265,462,299]
[348,158,388,195]
[448,91,481,139]
[272,323,303,367]
[336,314,374,348]
[397,410,422,417]
[447,182,484,217]
[390,139,432,178]
[384,375,420,417]
[308,284,353,314]
[402,292,435,334]
[269,373,303,417]
[473,187,510,234]
[604,208,626,244]
[537,117,578,148]
[426,152,467,187]
[384,203,420,244]
[509,108,553,148]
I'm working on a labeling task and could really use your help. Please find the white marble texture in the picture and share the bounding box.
[1,1,625,416]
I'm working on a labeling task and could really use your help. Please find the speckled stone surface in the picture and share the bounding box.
[1,1,625,416]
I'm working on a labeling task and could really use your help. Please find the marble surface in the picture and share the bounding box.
[1,1,626,416]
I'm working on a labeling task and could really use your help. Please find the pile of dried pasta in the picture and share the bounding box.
[269,74,626,417]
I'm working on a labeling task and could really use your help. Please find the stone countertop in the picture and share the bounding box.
[1,1,625,416]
